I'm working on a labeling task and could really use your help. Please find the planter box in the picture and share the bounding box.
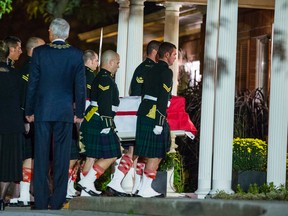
[232,170,267,192]
[152,171,167,197]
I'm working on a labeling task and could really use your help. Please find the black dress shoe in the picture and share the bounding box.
[17,200,32,207]
[77,183,101,196]
[132,190,139,197]
[9,199,33,207]
[154,193,165,198]
[134,193,165,198]
[104,187,130,197]
[84,189,101,196]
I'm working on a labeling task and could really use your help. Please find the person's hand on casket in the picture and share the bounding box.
[153,125,163,135]
[100,128,111,134]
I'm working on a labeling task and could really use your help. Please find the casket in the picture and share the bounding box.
[114,96,197,141]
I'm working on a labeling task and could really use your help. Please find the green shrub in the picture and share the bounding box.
[159,152,185,193]
[213,182,288,201]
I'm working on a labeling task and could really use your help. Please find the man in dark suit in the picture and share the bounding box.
[25,18,86,210]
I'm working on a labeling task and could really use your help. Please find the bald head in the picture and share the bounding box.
[101,50,120,75]
[26,37,45,57]
[83,50,98,71]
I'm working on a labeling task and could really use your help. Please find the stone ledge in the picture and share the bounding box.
[68,197,288,216]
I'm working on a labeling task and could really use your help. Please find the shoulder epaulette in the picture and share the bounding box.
[145,64,153,68]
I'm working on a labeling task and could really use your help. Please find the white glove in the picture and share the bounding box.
[24,123,30,134]
[167,101,171,107]
[153,125,163,135]
[100,128,111,134]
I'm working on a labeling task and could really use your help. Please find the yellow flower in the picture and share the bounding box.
[247,147,252,153]
[233,138,268,171]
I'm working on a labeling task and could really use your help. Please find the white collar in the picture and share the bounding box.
[52,39,65,43]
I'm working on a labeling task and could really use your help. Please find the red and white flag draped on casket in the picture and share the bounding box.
[114,96,197,140]
[166,96,197,139]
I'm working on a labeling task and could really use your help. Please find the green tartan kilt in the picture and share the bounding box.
[134,115,171,158]
[79,114,121,159]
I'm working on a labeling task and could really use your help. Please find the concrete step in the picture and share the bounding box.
[68,196,286,216]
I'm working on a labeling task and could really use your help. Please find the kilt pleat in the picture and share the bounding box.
[134,115,170,158]
[80,114,121,159]
[0,133,24,181]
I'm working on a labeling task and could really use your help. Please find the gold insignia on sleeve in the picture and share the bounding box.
[22,74,29,82]
[87,84,91,90]
[163,84,171,92]
[136,76,144,84]
[98,84,110,91]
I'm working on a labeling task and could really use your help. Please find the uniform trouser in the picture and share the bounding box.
[33,121,72,210]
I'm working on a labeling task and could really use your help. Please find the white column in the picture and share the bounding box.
[125,0,145,96]
[115,0,130,97]
[164,2,181,96]
[195,0,220,198]
[267,0,288,187]
[210,0,238,194]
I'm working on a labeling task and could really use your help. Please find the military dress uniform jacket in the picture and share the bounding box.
[19,56,31,84]
[19,57,31,121]
[0,62,25,134]
[85,66,95,100]
[129,58,156,96]
[137,60,173,126]
[25,41,86,122]
[90,68,120,128]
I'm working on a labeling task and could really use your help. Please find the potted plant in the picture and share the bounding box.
[232,138,268,191]
[152,152,184,196]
